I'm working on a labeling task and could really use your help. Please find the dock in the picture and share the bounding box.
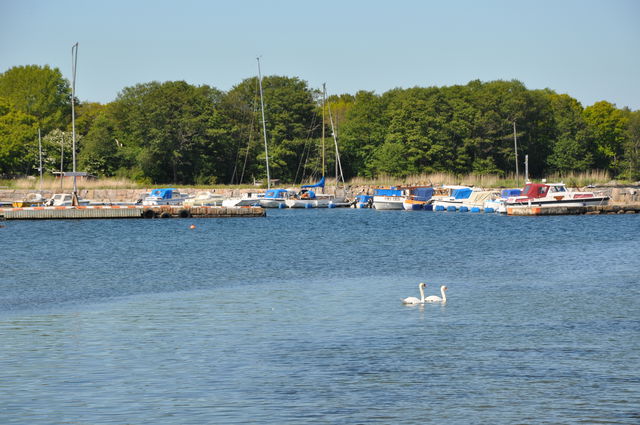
[507,204,640,216]
[0,205,265,220]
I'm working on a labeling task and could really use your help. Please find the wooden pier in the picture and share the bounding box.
[0,205,265,220]
[507,204,640,216]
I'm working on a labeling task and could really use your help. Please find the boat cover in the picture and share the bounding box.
[374,188,403,196]
[150,188,176,199]
[264,189,289,198]
[452,188,472,199]
[411,187,434,200]
[501,189,521,198]
[302,176,325,188]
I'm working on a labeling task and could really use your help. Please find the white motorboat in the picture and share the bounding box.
[221,192,263,207]
[183,191,224,207]
[141,188,191,206]
[504,182,609,209]
[46,193,90,206]
[259,188,296,208]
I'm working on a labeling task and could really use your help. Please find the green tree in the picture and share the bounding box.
[547,94,592,172]
[0,65,71,133]
[583,101,628,174]
[622,109,640,181]
[0,98,38,175]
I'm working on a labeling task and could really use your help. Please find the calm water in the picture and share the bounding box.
[1,209,639,424]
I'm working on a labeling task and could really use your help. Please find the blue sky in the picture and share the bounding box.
[1,0,638,109]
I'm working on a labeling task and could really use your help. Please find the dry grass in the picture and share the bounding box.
[1,170,614,191]
[345,170,613,188]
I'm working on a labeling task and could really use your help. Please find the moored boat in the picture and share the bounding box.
[260,188,295,208]
[432,186,473,211]
[221,192,263,207]
[46,193,90,206]
[483,188,522,213]
[141,188,190,206]
[504,182,609,209]
[183,191,225,207]
[402,187,435,211]
[372,187,406,210]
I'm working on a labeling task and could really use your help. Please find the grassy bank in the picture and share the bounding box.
[1,170,616,191]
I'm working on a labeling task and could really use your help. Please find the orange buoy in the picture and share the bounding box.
[189,224,196,229]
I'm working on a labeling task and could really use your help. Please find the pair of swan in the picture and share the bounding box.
[402,282,447,304]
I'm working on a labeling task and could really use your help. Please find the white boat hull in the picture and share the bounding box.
[373,196,405,210]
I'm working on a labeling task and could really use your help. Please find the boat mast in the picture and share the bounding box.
[38,128,42,192]
[257,57,270,190]
[327,91,345,189]
[513,120,519,187]
[71,42,79,204]
[322,83,326,180]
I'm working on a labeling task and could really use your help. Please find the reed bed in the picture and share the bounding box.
[1,170,614,192]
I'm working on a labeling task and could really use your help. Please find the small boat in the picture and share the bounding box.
[12,193,46,207]
[504,182,609,208]
[432,186,473,211]
[353,194,373,208]
[460,190,495,212]
[141,188,190,206]
[259,188,295,208]
[285,177,350,208]
[402,187,435,211]
[372,187,407,210]
[46,193,90,206]
[483,189,522,213]
[183,191,224,207]
[221,192,263,207]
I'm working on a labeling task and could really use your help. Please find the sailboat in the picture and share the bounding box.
[285,84,350,208]
[223,57,272,208]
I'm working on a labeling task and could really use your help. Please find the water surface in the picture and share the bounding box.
[1,210,639,424]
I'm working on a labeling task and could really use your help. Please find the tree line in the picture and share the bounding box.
[1,64,639,184]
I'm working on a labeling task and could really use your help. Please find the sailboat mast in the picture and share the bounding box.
[257,57,271,190]
[71,42,78,199]
[322,83,326,179]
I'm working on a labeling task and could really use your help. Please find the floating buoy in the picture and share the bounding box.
[459,206,469,212]
[189,224,196,229]
[485,207,495,213]
[435,205,445,212]
[471,207,481,213]
[278,203,286,209]
[328,203,336,208]
[305,203,312,208]
[447,206,457,212]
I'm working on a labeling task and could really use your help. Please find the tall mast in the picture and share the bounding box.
[38,128,42,192]
[513,120,519,187]
[257,57,270,190]
[322,83,326,178]
[71,42,79,202]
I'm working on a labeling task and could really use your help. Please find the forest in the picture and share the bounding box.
[1,64,639,185]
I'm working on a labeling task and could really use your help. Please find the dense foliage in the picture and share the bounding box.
[1,64,638,183]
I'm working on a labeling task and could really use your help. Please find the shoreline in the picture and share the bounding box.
[1,185,639,205]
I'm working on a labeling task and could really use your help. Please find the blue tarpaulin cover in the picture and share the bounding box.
[302,177,325,188]
[501,189,522,198]
[150,189,176,199]
[452,188,473,199]
[264,189,289,198]
[411,187,434,200]
[373,188,403,196]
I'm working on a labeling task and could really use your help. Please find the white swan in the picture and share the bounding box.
[402,282,426,304]
[425,285,447,303]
